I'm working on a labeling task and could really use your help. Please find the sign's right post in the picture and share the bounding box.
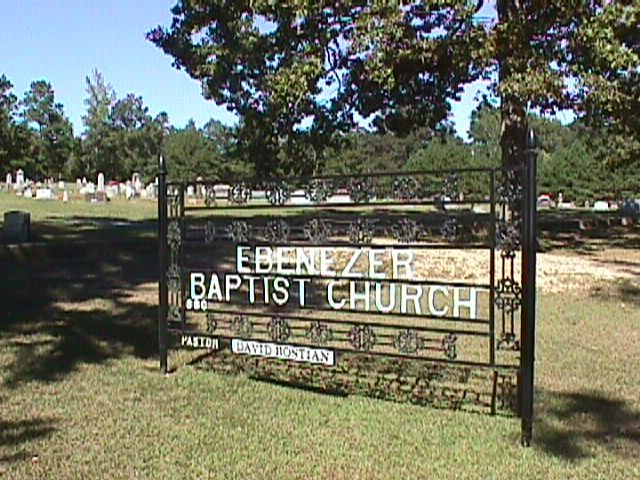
[520,128,538,446]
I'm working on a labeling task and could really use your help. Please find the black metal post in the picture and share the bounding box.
[158,155,169,373]
[520,128,538,446]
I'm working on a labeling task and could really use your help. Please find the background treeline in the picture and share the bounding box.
[1,72,638,203]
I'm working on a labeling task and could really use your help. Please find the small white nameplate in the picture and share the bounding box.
[231,339,335,366]
[180,335,219,349]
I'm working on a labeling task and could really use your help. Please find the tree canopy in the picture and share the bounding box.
[148,0,640,173]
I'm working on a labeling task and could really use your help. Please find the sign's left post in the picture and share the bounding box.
[158,155,169,373]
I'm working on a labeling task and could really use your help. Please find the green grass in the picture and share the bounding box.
[1,248,639,478]
[0,191,157,243]
[1,194,639,478]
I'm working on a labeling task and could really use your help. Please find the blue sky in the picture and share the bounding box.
[2,0,497,141]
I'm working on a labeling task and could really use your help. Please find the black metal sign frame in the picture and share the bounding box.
[158,131,538,446]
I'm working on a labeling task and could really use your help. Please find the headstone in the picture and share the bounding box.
[16,169,24,187]
[82,177,87,185]
[186,185,196,197]
[95,190,107,203]
[125,183,135,200]
[3,211,31,242]
[23,187,33,198]
[97,172,105,191]
[558,192,563,204]
[6,173,12,189]
[146,183,157,199]
[132,173,142,192]
[620,199,639,219]
[35,188,55,200]
[58,180,65,190]
[105,185,119,199]
[76,178,82,186]
[63,190,69,202]
[593,200,609,212]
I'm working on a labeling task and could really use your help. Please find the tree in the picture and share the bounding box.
[20,80,74,179]
[80,71,164,181]
[162,120,219,181]
[148,1,484,175]
[149,1,640,171]
[0,75,19,174]
[81,69,117,177]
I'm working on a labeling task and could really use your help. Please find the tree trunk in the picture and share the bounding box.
[497,0,528,167]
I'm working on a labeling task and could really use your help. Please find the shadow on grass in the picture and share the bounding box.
[0,418,57,463]
[194,349,519,417]
[537,390,640,461]
[538,211,640,254]
[590,278,640,307]
[0,236,158,388]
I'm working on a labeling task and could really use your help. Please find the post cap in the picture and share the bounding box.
[526,128,537,150]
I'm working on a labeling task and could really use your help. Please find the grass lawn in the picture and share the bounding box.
[1,195,639,478]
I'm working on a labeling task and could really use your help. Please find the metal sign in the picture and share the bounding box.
[158,131,538,446]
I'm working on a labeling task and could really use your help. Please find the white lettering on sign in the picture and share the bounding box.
[180,335,219,350]
[231,339,335,366]
[188,247,487,320]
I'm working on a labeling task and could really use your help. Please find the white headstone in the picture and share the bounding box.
[16,169,24,186]
[58,180,65,190]
[593,200,609,212]
[82,177,87,185]
[186,185,195,197]
[132,173,142,192]
[97,172,105,191]
[63,190,69,202]
[6,173,12,188]
[35,188,55,200]
[23,186,33,198]
[76,178,82,186]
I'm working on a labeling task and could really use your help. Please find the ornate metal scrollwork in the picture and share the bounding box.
[265,181,291,206]
[305,321,332,345]
[442,174,459,200]
[167,185,181,209]
[166,264,181,293]
[204,221,216,244]
[304,179,332,203]
[393,177,418,201]
[497,373,518,411]
[440,216,458,242]
[495,219,520,254]
[349,325,377,351]
[204,186,216,207]
[497,332,520,351]
[303,219,332,244]
[167,221,181,252]
[225,221,249,243]
[495,278,522,314]
[394,329,423,354]
[265,219,290,243]
[442,333,458,360]
[229,182,252,204]
[268,317,291,342]
[496,170,522,205]
[392,218,421,243]
[206,312,217,333]
[347,219,375,244]
[231,315,253,337]
[348,178,375,203]
[168,305,182,324]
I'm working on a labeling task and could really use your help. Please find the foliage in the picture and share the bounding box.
[20,80,74,179]
[147,1,484,175]
[149,1,640,171]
